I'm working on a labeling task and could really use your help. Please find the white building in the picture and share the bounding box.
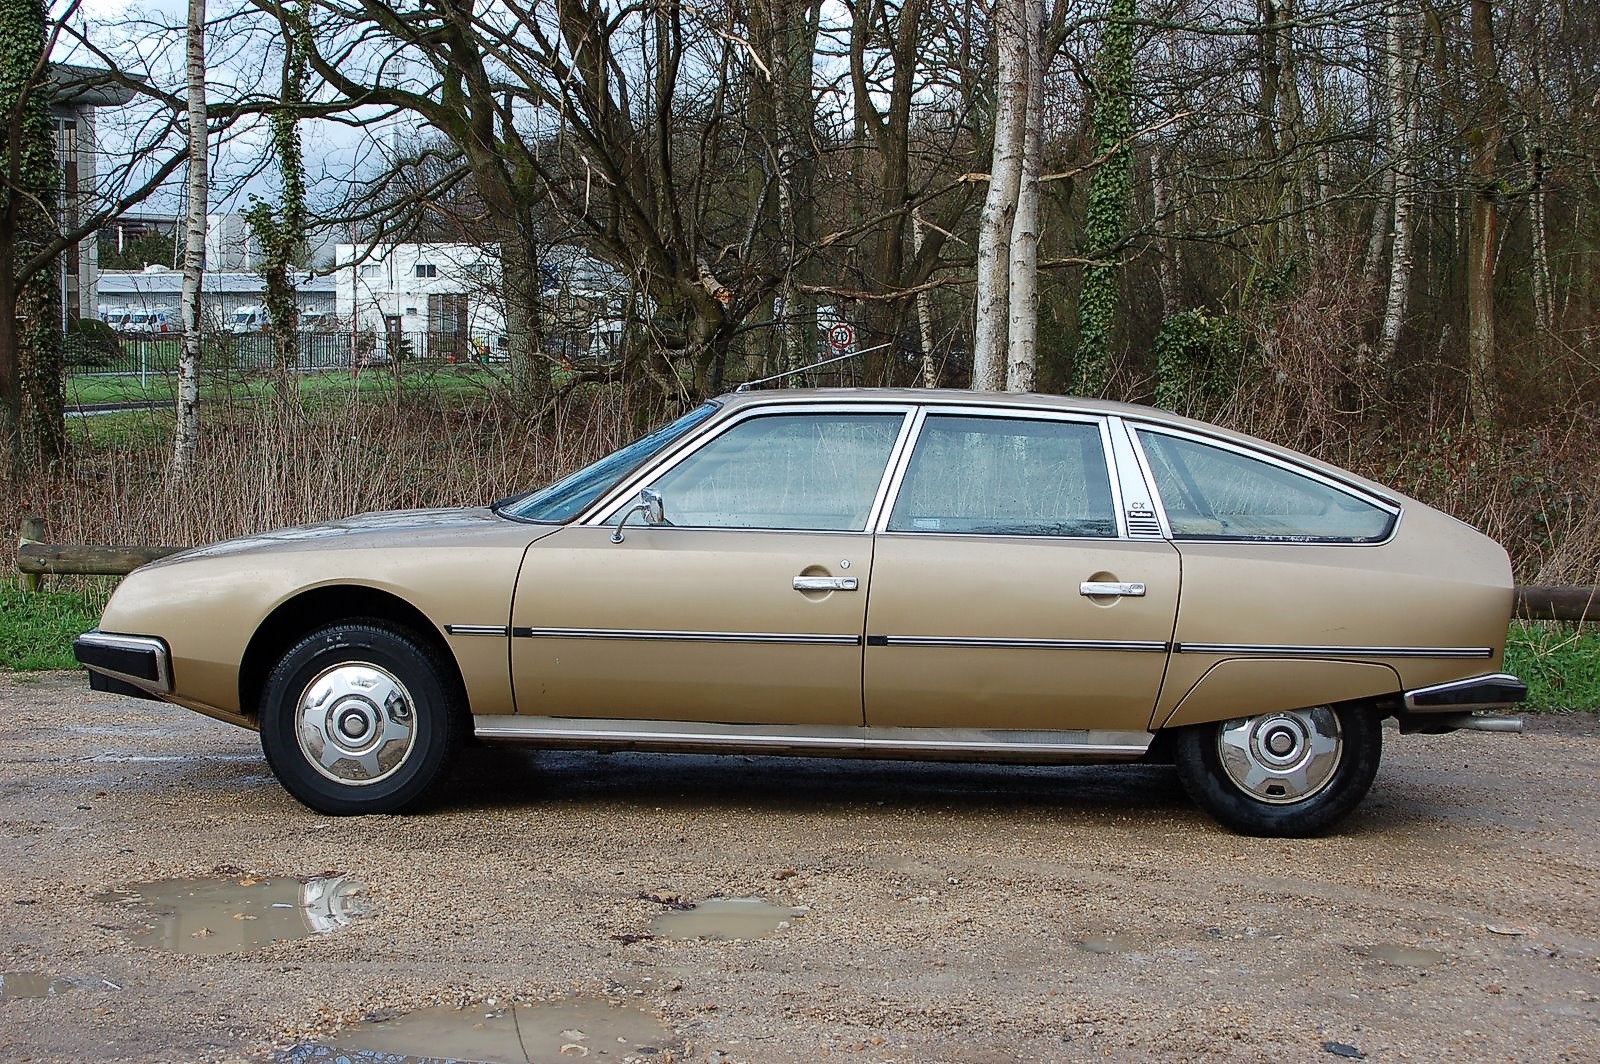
[335,242,633,362]
[335,243,505,359]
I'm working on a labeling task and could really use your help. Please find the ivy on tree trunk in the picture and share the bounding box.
[246,1,310,398]
[1073,0,1136,397]
[0,0,65,477]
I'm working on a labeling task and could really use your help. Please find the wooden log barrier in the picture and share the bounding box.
[1514,585,1600,625]
[19,515,45,592]
[18,541,188,577]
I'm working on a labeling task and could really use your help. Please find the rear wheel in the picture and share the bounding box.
[259,622,461,815]
[1173,705,1382,837]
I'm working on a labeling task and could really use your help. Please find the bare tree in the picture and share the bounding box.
[0,0,64,475]
[1464,0,1504,427]
[1374,3,1421,372]
[172,0,207,476]
[1005,0,1046,392]
[972,0,1027,390]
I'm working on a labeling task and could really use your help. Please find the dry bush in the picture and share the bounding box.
[3,385,642,574]
[1223,247,1376,462]
[4,361,1596,590]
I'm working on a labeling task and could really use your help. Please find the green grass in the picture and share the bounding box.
[67,365,503,408]
[0,582,103,671]
[1504,622,1600,712]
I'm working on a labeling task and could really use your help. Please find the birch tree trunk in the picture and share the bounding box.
[172,0,206,476]
[1005,0,1045,393]
[1530,146,1551,336]
[972,0,1028,391]
[1527,14,1552,341]
[1375,7,1419,371]
[1150,152,1181,320]
[912,215,938,388]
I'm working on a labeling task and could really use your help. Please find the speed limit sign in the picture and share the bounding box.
[827,322,855,350]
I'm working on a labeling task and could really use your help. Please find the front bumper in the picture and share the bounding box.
[74,631,172,701]
[1397,672,1527,734]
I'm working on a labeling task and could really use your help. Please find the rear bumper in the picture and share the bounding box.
[1404,673,1527,712]
[74,631,171,699]
[1397,672,1526,734]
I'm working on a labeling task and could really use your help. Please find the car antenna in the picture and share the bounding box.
[735,342,891,392]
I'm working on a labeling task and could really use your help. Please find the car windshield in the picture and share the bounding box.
[497,401,720,523]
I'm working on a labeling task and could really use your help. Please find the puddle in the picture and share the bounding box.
[282,998,686,1063]
[0,972,98,1001]
[99,874,367,955]
[1360,943,1446,967]
[1078,933,1137,955]
[651,897,804,941]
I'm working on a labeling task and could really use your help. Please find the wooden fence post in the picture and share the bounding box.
[19,517,45,592]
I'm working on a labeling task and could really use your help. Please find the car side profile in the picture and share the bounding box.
[74,389,1526,836]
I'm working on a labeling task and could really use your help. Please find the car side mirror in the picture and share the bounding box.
[611,487,666,543]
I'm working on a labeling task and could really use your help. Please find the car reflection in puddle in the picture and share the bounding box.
[0,972,108,1001]
[281,997,687,1063]
[651,897,806,941]
[98,874,367,955]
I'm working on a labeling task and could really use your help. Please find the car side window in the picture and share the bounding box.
[886,415,1118,537]
[1136,430,1395,542]
[644,413,903,531]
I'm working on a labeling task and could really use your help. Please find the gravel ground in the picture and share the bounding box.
[1,671,1597,1063]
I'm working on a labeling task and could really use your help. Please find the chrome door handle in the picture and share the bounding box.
[794,576,859,592]
[1080,581,1145,597]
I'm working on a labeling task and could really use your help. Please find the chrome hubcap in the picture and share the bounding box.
[295,663,417,786]
[1217,707,1343,805]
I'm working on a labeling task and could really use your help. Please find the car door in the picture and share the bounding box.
[863,410,1181,734]
[510,406,913,726]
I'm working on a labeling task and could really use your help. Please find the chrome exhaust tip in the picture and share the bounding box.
[1435,713,1525,734]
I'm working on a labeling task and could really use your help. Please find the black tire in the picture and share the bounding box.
[259,621,462,815]
[1172,705,1382,837]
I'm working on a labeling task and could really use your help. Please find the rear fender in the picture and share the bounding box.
[1157,658,1401,729]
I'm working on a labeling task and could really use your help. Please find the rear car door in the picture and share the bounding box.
[864,410,1180,734]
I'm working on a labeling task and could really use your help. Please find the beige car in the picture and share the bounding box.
[75,389,1526,835]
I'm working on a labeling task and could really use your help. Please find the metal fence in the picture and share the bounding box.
[64,331,493,379]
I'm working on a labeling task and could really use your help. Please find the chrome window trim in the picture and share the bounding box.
[1128,422,1403,547]
[514,626,862,646]
[1107,416,1171,539]
[1175,642,1493,660]
[871,406,1126,539]
[582,402,916,533]
[872,530,1147,545]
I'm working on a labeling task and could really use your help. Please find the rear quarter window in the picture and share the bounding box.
[1137,430,1395,542]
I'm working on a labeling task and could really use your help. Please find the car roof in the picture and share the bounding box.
[716,387,1217,431]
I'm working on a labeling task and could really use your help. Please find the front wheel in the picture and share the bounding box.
[1173,705,1382,837]
[260,622,462,815]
